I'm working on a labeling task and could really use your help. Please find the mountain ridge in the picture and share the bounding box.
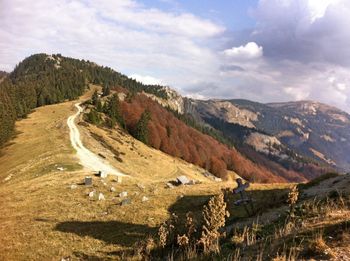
[0,53,339,183]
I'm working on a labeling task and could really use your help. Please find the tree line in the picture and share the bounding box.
[0,53,169,148]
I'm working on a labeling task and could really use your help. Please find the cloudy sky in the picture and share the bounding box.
[1,0,350,112]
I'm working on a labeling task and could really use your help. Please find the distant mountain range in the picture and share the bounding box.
[0,54,342,183]
[150,89,349,173]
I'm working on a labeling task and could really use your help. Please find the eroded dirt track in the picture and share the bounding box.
[67,103,126,176]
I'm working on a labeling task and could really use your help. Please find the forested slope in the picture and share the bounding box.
[0,53,168,147]
[118,92,286,182]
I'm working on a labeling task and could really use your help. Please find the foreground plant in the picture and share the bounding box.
[198,192,230,254]
[287,185,299,221]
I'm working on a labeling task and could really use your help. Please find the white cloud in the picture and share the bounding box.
[129,74,164,85]
[337,83,347,91]
[223,42,263,60]
[2,0,350,113]
[284,87,310,101]
[89,0,224,38]
[0,0,223,90]
[308,0,340,22]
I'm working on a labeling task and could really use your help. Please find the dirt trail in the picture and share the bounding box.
[67,103,126,176]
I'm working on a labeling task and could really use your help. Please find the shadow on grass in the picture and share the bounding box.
[54,186,291,259]
[168,187,290,224]
[55,220,156,247]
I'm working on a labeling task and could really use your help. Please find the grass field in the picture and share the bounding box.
[0,88,349,260]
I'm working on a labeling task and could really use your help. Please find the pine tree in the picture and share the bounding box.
[92,90,98,106]
[104,94,124,128]
[134,110,151,144]
[102,84,110,97]
[96,99,103,112]
[85,109,100,125]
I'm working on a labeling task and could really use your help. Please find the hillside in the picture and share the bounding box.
[1,53,305,183]
[2,90,348,260]
[94,88,285,182]
[141,93,332,181]
[0,54,348,260]
[0,53,341,184]
[148,91,348,174]
[0,53,169,148]
[174,98,338,177]
[0,88,349,261]
[0,89,284,260]
[267,101,350,168]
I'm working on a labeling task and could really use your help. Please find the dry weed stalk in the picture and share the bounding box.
[287,186,299,222]
[185,212,196,239]
[198,192,230,253]
[158,223,169,248]
[231,224,258,247]
[287,186,299,207]
[177,234,189,247]
[133,236,155,260]
[158,213,179,248]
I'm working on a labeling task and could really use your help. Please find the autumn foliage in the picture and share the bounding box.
[119,92,285,182]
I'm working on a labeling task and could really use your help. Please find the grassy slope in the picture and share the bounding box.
[3,88,348,260]
[0,89,291,260]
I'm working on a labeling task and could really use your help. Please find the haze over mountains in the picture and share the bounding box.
[1,54,344,184]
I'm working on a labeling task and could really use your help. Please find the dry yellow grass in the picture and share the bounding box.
[0,88,311,260]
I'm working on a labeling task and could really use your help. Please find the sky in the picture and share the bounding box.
[1,0,350,112]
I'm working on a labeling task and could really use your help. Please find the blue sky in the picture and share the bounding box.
[1,0,350,112]
[139,0,257,30]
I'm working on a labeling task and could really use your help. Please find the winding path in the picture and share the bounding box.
[67,103,126,176]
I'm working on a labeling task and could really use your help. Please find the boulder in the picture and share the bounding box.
[213,177,222,182]
[110,187,116,192]
[188,180,197,185]
[166,182,175,189]
[114,176,122,183]
[70,184,77,190]
[176,175,190,185]
[119,191,128,197]
[98,171,108,178]
[142,196,149,202]
[85,176,92,186]
[98,193,105,201]
[88,191,95,198]
[121,198,131,206]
